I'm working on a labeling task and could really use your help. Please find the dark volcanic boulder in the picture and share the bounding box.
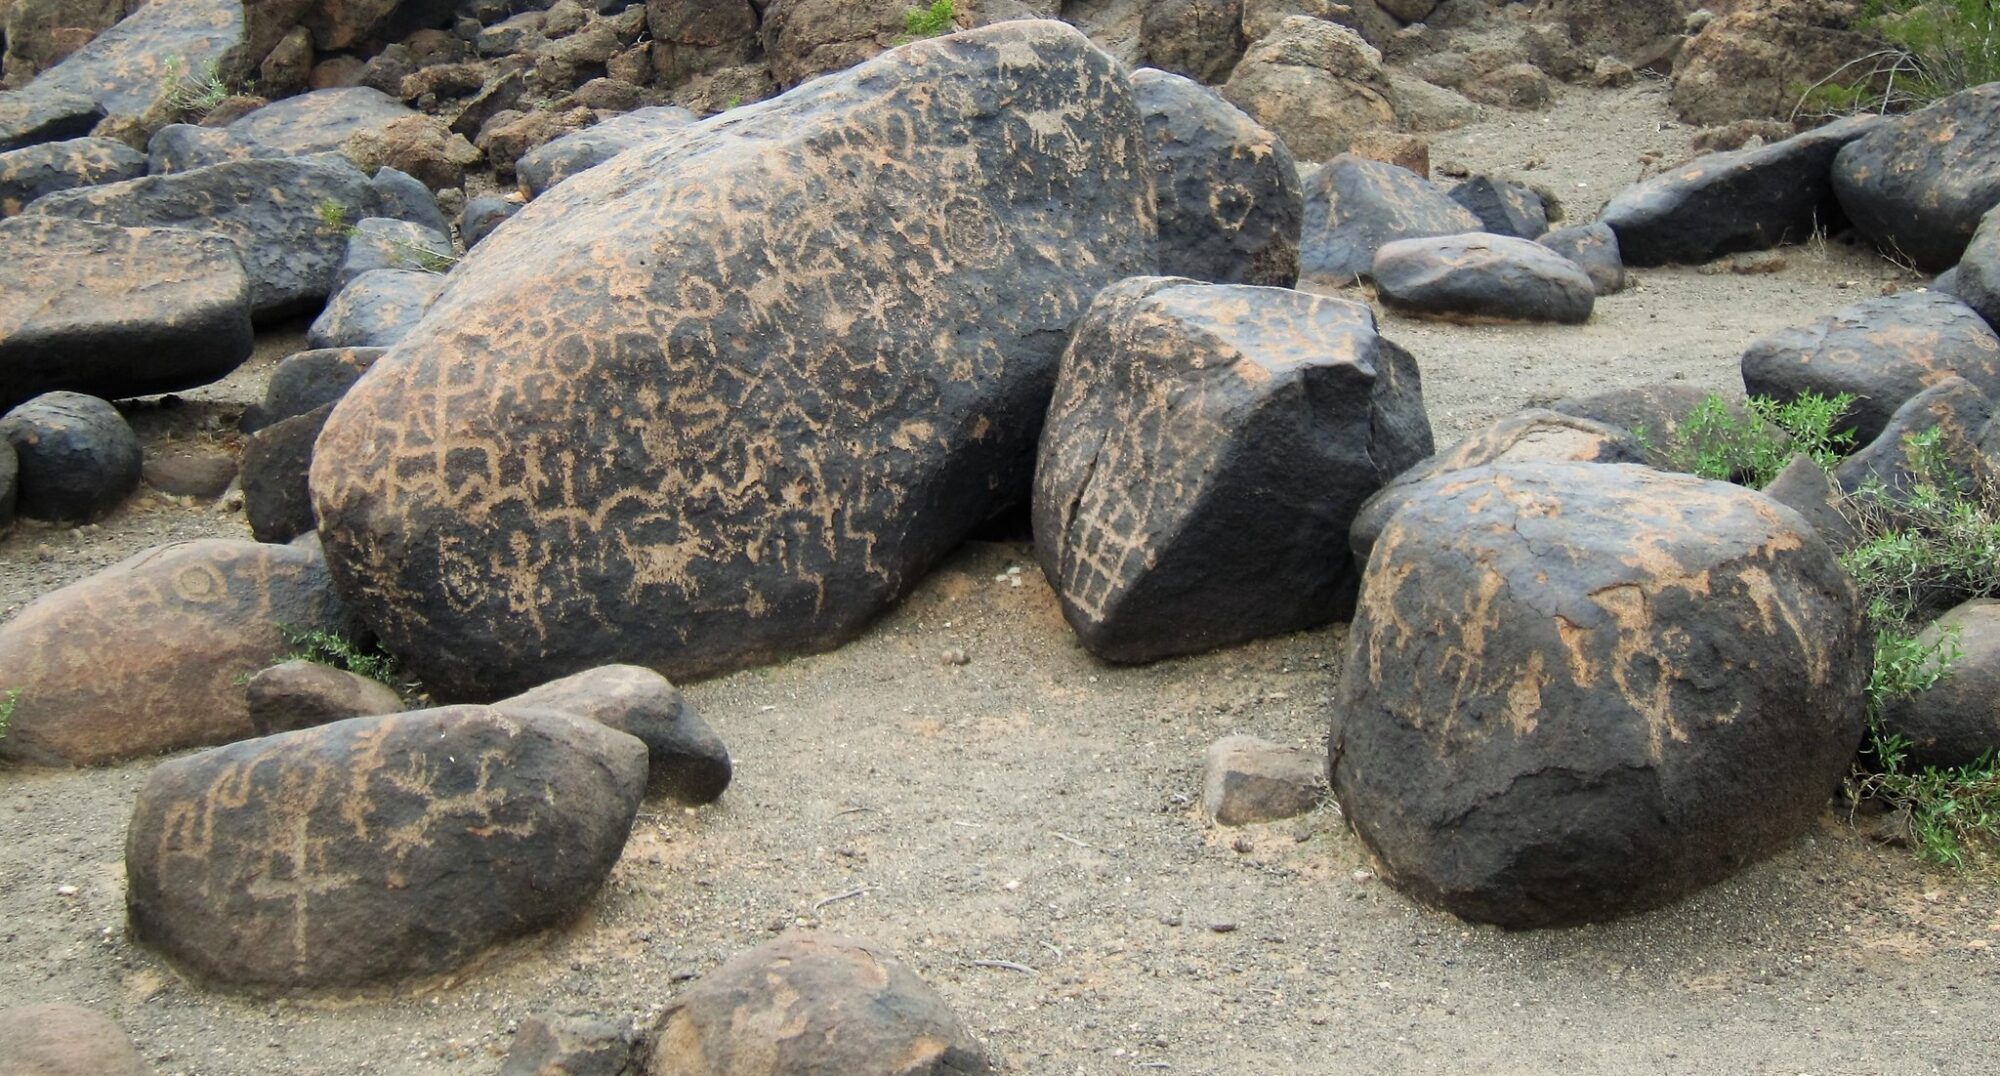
[1959,206,2000,332]
[1883,599,2000,769]
[646,0,759,86]
[0,538,348,766]
[1033,277,1431,663]
[334,219,453,291]
[1600,115,1878,267]
[1130,68,1302,288]
[497,664,732,803]
[1835,375,1992,501]
[1218,17,1395,162]
[305,268,447,349]
[243,404,334,542]
[1833,83,2000,273]
[458,194,520,248]
[1138,0,1245,85]
[1762,453,1860,554]
[1551,383,1757,470]
[0,137,145,217]
[147,88,421,173]
[1741,291,2000,445]
[1448,175,1547,239]
[10,0,245,135]
[0,217,254,410]
[501,1015,639,1076]
[0,1003,148,1076]
[246,346,385,432]
[0,391,139,522]
[1373,232,1595,323]
[0,90,102,154]
[1299,154,1480,282]
[246,658,405,735]
[0,437,16,529]
[310,22,1156,698]
[1537,221,1625,296]
[24,155,380,321]
[643,933,991,1075]
[515,105,698,197]
[125,705,648,991]
[1330,461,1870,928]
[1203,734,1326,826]
[369,167,451,238]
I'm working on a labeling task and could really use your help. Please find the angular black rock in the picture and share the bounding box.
[497,664,732,804]
[458,194,520,248]
[1835,375,1993,502]
[1762,453,1861,554]
[247,347,386,433]
[311,21,1158,697]
[149,87,422,173]
[1373,233,1595,324]
[11,0,243,131]
[1537,221,1625,296]
[0,437,15,530]
[0,90,102,154]
[1299,154,1481,281]
[369,166,453,237]
[0,391,140,522]
[1741,290,2000,445]
[1600,115,1878,267]
[0,216,254,410]
[500,1015,638,1076]
[334,218,454,291]
[1130,67,1302,288]
[1033,277,1432,663]
[1833,83,2000,272]
[125,705,648,991]
[1883,599,2000,769]
[515,105,697,197]
[0,137,145,217]
[1448,175,1547,239]
[243,404,334,543]
[24,155,381,321]
[1330,461,1869,928]
[306,268,448,350]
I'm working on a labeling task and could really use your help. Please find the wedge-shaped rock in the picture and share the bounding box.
[1834,83,2000,272]
[306,268,446,349]
[0,539,348,766]
[497,664,731,803]
[1299,154,1479,281]
[515,105,696,197]
[1034,277,1431,663]
[1538,221,1624,296]
[1330,462,1869,928]
[1836,375,1992,502]
[1884,599,2000,769]
[1741,291,2000,445]
[25,155,379,321]
[0,217,253,410]
[9,0,243,135]
[1372,232,1595,324]
[0,137,145,217]
[148,88,421,173]
[1600,115,1877,267]
[125,705,647,991]
[0,90,101,154]
[311,22,1156,697]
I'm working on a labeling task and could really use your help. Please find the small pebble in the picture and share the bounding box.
[1209,921,1238,934]
[55,885,79,897]
[940,648,969,666]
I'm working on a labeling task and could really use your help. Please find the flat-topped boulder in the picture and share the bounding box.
[515,105,697,197]
[0,136,145,217]
[1372,232,1595,323]
[11,0,245,136]
[147,88,423,173]
[1834,83,2000,272]
[1299,154,1479,282]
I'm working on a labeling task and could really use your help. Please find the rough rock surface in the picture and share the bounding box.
[1138,0,1245,85]
[1600,115,1877,267]
[247,346,384,431]
[1448,175,1546,239]
[1551,383,1760,469]
[0,436,18,529]
[459,194,520,248]
[1219,16,1394,162]
[25,155,380,321]
[1330,461,1870,928]
[245,659,406,736]
[1833,84,2000,272]
[1835,375,1992,502]
[0,538,348,766]
[0,217,254,409]
[644,933,991,1074]
[0,136,145,217]
[646,0,758,87]
[1,0,125,86]
[1537,221,1625,295]
[1762,453,1860,554]
[243,404,334,543]
[305,268,447,350]
[125,705,647,991]
[1671,2,1880,127]
[0,1003,149,1076]
[1741,291,2000,445]
[311,22,1156,697]
[515,105,696,197]
[758,0,918,89]
[1033,278,1431,663]
[1957,205,2000,332]
[500,1014,638,1076]
[1203,734,1326,826]
[1373,232,1596,324]
[8,0,245,136]
[334,218,453,292]
[1131,68,1300,288]
[1883,599,2000,769]
[497,664,732,803]
[1530,0,1687,68]
[1299,154,1480,281]
[147,88,421,173]
[0,90,102,154]
[143,450,237,499]
[0,390,139,522]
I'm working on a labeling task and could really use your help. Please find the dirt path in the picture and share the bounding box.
[2,80,1995,1076]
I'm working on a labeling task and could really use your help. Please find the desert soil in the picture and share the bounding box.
[3,79,1997,1075]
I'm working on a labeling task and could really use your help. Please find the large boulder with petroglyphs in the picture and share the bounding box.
[310,21,1157,699]
[125,705,647,991]
[0,539,349,766]
[1328,461,1870,928]
[1033,277,1431,663]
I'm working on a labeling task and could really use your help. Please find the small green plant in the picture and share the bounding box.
[161,56,233,117]
[1661,390,1856,487]
[315,198,359,238]
[901,0,956,40]
[281,626,405,688]
[1793,0,2000,117]
[0,689,17,742]
[724,93,744,109]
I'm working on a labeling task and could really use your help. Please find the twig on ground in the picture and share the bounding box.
[969,959,1036,974]
[811,887,868,913]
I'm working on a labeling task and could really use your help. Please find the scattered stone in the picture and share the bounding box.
[0,217,254,409]
[1331,461,1869,928]
[1220,16,1395,162]
[306,268,448,350]
[1600,115,1878,267]
[458,194,520,248]
[758,0,911,89]
[1139,0,1245,85]
[247,346,385,432]
[334,217,453,291]
[1835,375,1992,502]
[1347,129,1429,177]
[1537,221,1625,295]
[259,25,316,98]
[0,538,348,766]
[312,22,1155,696]
[1883,599,2000,769]
[476,105,593,178]
[643,933,991,1074]
[1131,68,1301,288]
[1741,291,2000,445]
[0,89,102,154]
[1464,63,1552,110]
[0,136,145,217]
[514,105,696,197]
[1448,175,1546,238]
[1373,233,1595,324]
[1298,154,1480,281]
[0,1003,148,1076]
[368,166,453,237]
[24,155,380,321]
[1833,83,2000,272]
[1385,70,1483,132]
[499,1014,638,1076]
[1551,383,1759,469]
[1762,453,1860,554]
[0,391,139,523]
[1203,734,1326,826]
[143,450,237,499]
[1033,278,1430,662]
[242,404,334,543]
[340,114,483,191]
[497,664,731,803]
[1592,56,1635,88]
[1530,0,1685,70]
[245,659,405,735]
[1958,206,2000,332]
[126,705,647,990]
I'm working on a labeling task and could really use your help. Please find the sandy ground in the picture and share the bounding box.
[3,78,1997,1076]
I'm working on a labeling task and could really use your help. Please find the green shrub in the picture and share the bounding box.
[1794,0,2000,116]
[0,689,16,742]
[1660,391,1855,487]
[281,626,406,689]
[902,0,956,40]
[161,57,233,117]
